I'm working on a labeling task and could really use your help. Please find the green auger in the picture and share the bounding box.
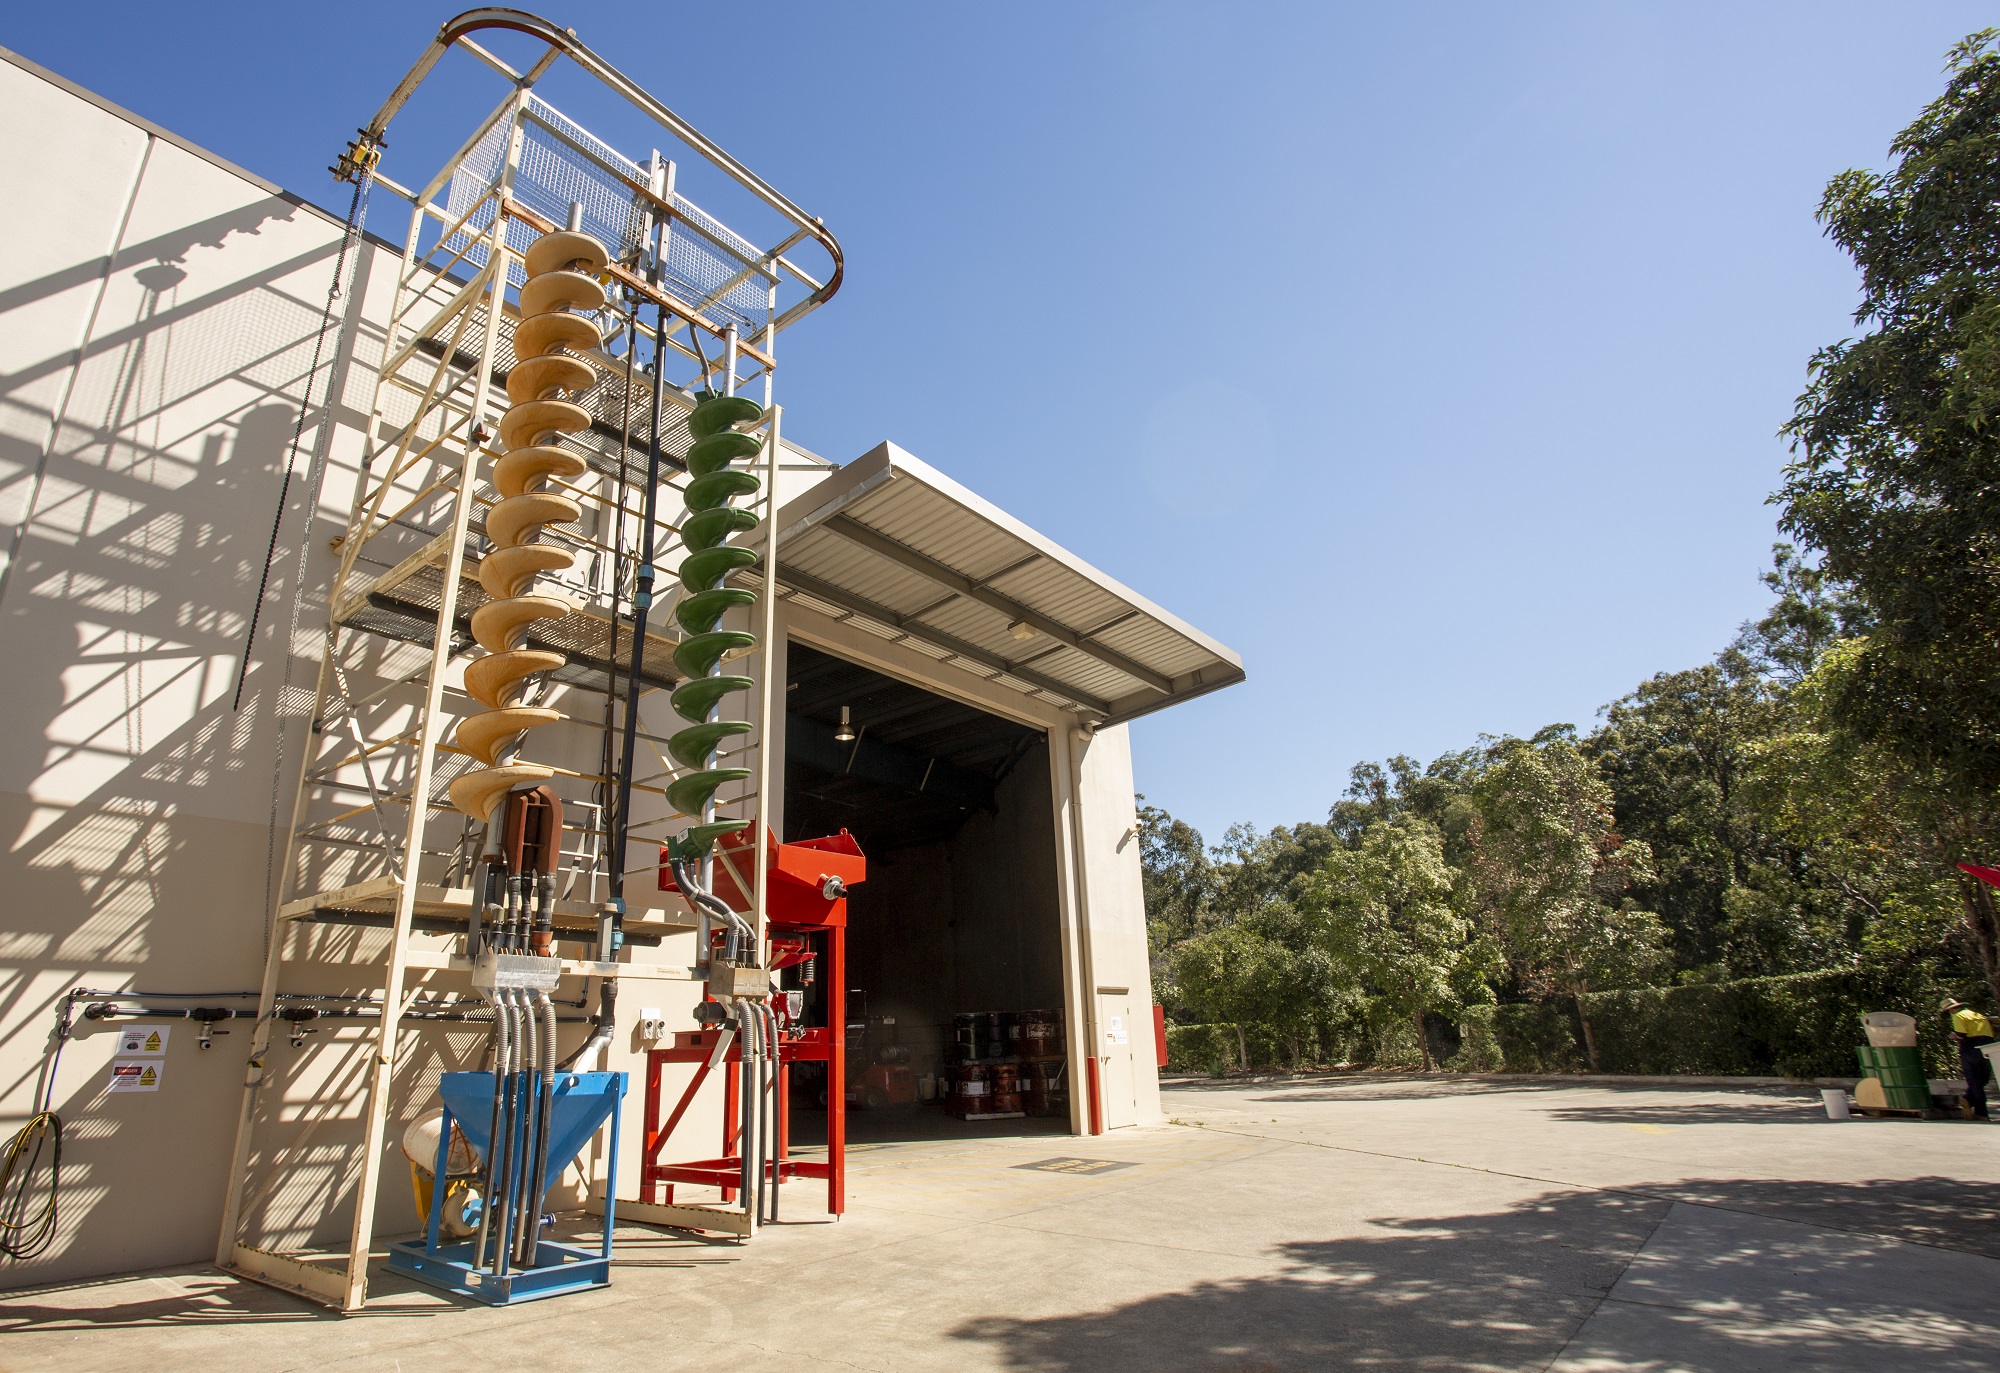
[666,391,766,856]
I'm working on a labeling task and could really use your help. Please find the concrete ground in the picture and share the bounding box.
[7,1076,2000,1371]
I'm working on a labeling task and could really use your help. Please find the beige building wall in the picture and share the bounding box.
[0,51,1165,1291]
[0,50,390,1285]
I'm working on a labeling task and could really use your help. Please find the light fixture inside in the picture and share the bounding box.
[1008,619,1036,642]
[834,705,856,742]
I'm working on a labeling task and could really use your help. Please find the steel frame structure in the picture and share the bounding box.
[213,10,840,1311]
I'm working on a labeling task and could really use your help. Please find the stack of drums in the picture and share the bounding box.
[953,1063,990,1116]
[949,1013,982,1064]
[950,1012,1013,1062]
[1019,1061,1061,1116]
[942,1009,1066,1118]
[978,1012,1007,1059]
[1019,1009,1066,1117]
[989,1064,1022,1115]
[1019,1009,1062,1061]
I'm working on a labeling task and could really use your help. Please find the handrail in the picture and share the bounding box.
[363,7,844,314]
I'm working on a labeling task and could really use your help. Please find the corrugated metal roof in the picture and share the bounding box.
[766,442,1245,725]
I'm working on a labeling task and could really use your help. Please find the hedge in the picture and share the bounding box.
[1170,965,1979,1078]
[1575,964,1981,1079]
[1455,1003,1582,1073]
[1165,1023,1245,1073]
[1164,1022,1374,1072]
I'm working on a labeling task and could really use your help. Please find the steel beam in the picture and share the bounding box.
[772,568,1110,716]
[819,516,1173,695]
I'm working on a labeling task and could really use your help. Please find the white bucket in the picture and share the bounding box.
[1863,1012,1918,1048]
[1821,1088,1851,1121]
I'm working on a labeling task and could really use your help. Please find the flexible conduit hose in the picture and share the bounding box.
[754,1001,770,1226]
[518,989,541,1266]
[520,990,557,1265]
[475,989,514,1271]
[557,978,615,1071]
[734,1001,759,1230]
[492,991,517,1277]
[760,1000,781,1223]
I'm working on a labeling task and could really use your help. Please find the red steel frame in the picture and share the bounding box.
[642,830,862,1216]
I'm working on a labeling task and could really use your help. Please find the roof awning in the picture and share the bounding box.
[765,442,1245,725]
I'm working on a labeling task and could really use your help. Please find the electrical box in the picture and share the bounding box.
[467,951,562,994]
[707,965,770,1000]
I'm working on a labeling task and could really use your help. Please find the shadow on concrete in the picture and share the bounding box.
[950,1176,2000,1372]
[1244,1079,1578,1103]
[1535,1097,1836,1127]
[1160,1073,1571,1098]
[954,1183,1667,1372]
[1638,1175,2000,1259]
[0,1263,437,1332]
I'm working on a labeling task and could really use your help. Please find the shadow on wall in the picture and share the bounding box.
[0,166,366,1281]
[949,1178,2000,1372]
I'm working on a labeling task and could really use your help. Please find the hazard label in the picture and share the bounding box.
[119,1024,170,1055]
[108,1060,163,1093]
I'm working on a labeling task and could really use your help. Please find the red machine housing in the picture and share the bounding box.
[643,828,864,1215]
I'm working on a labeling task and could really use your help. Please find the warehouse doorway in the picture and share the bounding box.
[783,641,1073,1145]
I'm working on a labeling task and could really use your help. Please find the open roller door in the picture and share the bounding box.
[782,642,1073,1144]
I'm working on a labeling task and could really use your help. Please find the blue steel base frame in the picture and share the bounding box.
[387,1070,625,1306]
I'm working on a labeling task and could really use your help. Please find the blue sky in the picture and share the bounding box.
[9,3,1989,844]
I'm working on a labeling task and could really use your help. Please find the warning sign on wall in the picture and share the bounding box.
[108,1060,163,1093]
[118,1024,170,1055]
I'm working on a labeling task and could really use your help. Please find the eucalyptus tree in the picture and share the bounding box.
[1309,817,1491,1070]
[1468,736,1664,1069]
[1778,29,2000,990]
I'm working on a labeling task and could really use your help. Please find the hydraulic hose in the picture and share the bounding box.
[523,987,540,1261]
[734,1001,758,1230]
[0,1112,59,1262]
[672,859,753,933]
[750,1000,766,1227]
[761,1000,781,1223]
[472,990,504,1268]
[480,989,520,1273]
[506,989,525,1263]
[557,977,615,1071]
[757,1001,775,1225]
[520,990,557,1265]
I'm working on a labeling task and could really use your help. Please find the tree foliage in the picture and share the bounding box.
[1311,819,1491,1069]
[1141,33,2000,1073]
[1776,29,2000,1000]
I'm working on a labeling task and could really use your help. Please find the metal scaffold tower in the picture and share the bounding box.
[213,9,841,1310]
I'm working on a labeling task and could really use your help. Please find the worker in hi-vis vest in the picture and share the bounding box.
[1943,998,1996,1120]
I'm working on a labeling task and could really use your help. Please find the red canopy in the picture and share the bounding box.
[1957,862,2000,890]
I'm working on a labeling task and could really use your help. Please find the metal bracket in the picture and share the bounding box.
[332,129,384,184]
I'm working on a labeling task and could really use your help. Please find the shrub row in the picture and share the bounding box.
[1164,1023,1245,1073]
[1572,964,1981,1079]
[1171,963,1984,1079]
